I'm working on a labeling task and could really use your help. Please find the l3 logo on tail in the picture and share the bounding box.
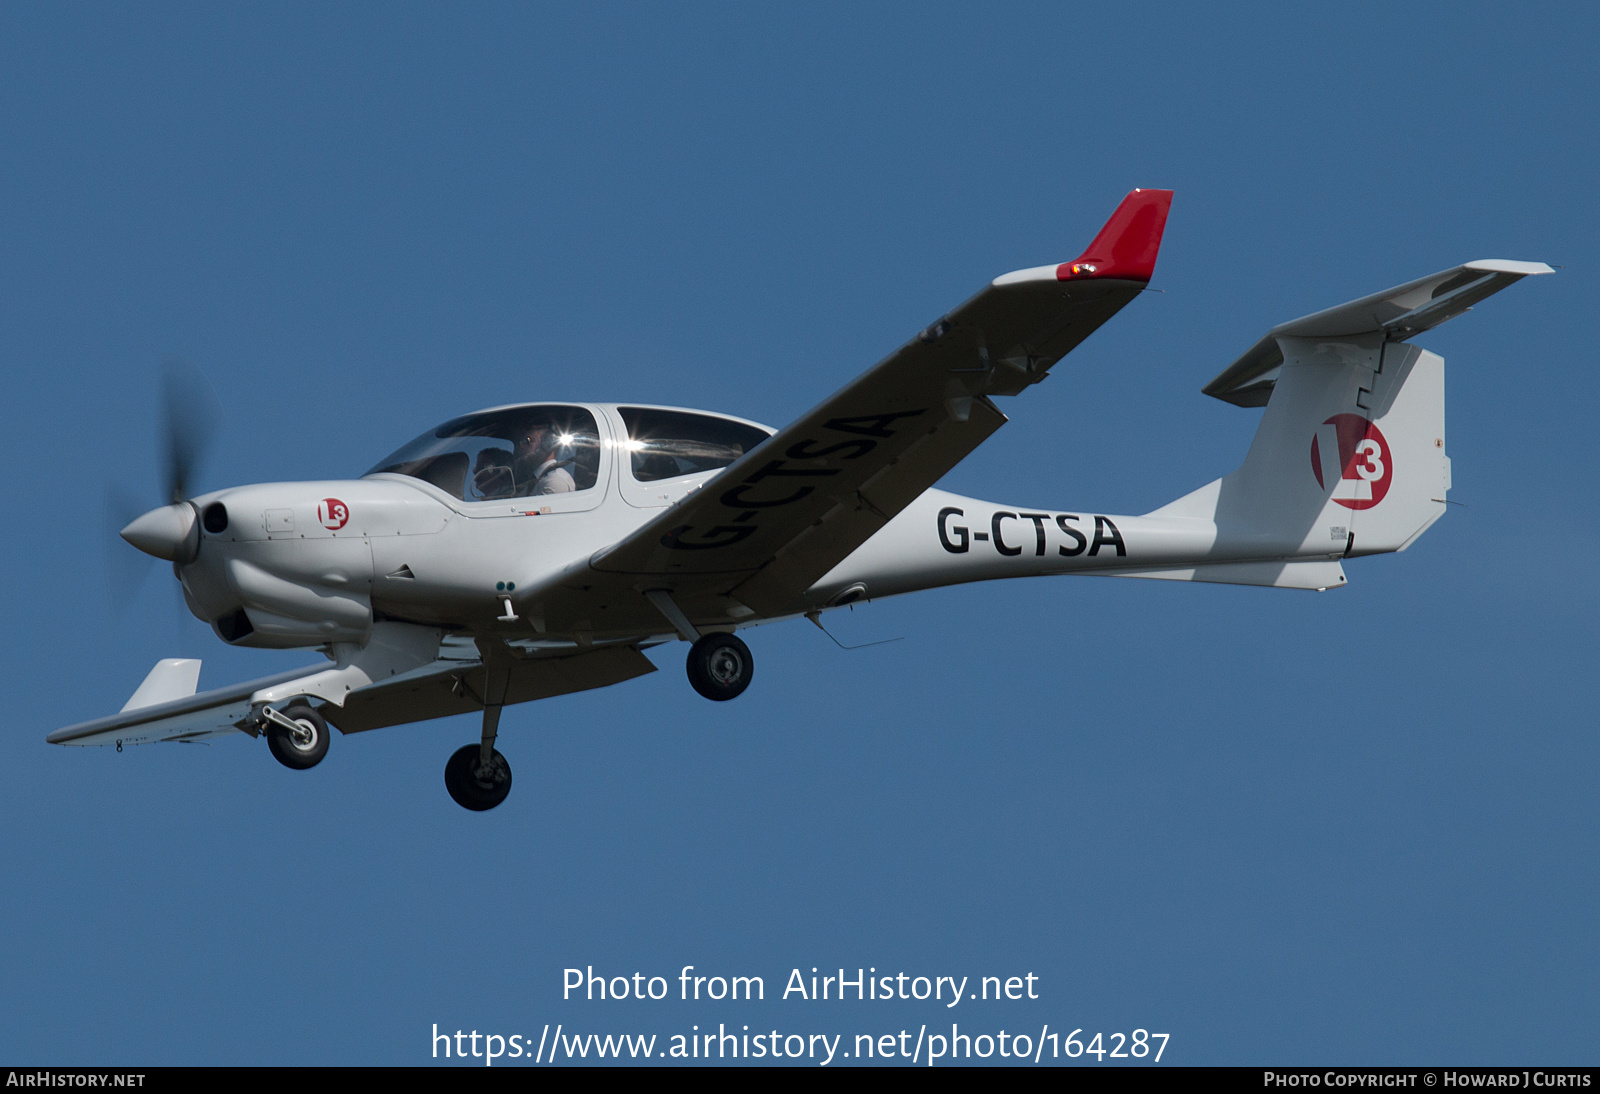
[1311,414,1391,510]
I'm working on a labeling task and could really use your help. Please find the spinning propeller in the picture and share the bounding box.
[159,358,219,507]
[103,360,221,614]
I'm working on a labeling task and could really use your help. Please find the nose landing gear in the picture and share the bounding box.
[445,694,513,811]
[686,632,754,701]
[444,743,512,811]
[431,629,751,810]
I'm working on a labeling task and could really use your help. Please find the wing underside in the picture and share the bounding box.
[49,643,659,745]
[322,644,656,733]
[47,665,321,747]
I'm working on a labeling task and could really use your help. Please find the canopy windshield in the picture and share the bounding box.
[366,405,601,501]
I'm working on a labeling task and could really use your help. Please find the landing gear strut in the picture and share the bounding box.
[265,703,330,770]
[686,632,753,701]
[445,680,513,811]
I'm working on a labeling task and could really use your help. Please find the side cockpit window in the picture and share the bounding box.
[367,406,602,501]
[619,407,771,483]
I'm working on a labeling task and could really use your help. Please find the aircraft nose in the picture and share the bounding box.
[121,502,201,564]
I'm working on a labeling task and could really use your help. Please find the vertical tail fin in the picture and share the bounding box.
[1216,333,1447,557]
[1153,260,1551,558]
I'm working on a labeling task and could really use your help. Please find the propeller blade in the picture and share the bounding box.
[161,357,221,504]
[103,483,155,617]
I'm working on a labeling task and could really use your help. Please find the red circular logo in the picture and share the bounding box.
[317,498,350,530]
[1310,415,1392,510]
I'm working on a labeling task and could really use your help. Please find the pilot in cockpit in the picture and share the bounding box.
[470,446,515,499]
[511,424,576,495]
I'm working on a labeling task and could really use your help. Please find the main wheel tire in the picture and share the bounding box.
[686,632,753,702]
[444,744,513,811]
[266,704,330,770]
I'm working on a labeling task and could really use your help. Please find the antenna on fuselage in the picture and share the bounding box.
[804,610,904,651]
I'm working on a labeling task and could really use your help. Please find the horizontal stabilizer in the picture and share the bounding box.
[1205,260,1553,407]
[1105,559,1348,591]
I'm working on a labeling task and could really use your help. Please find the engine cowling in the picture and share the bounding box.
[171,479,449,649]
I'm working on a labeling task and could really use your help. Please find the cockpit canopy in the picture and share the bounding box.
[616,406,770,482]
[366,404,772,502]
[367,405,603,502]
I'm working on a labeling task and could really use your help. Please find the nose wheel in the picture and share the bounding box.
[686,632,753,701]
[445,744,512,811]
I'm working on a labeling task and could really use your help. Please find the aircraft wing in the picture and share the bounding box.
[48,640,659,746]
[321,641,656,733]
[47,663,323,747]
[531,189,1172,626]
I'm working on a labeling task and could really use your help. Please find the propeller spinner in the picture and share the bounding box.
[115,359,221,564]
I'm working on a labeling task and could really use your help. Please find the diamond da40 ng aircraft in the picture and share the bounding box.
[52,189,1551,810]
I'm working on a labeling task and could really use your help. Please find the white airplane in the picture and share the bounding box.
[51,190,1551,810]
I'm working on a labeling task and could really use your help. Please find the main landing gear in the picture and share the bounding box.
[643,591,754,703]
[264,703,330,770]
[686,632,753,702]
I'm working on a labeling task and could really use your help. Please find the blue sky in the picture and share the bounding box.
[1,3,1595,1065]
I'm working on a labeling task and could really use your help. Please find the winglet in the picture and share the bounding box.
[1058,188,1173,282]
[121,658,202,712]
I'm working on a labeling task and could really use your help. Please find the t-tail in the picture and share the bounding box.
[1145,259,1553,585]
